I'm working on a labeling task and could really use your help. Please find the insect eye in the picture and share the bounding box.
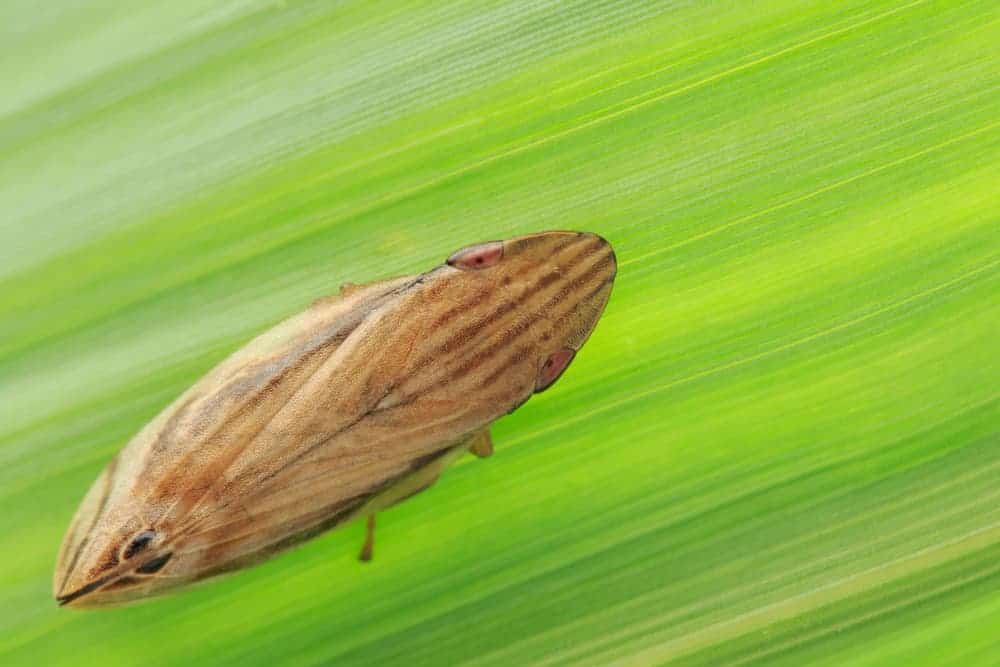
[122,530,157,559]
[446,241,503,270]
[535,348,576,393]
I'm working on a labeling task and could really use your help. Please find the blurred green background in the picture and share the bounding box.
[1,1,998,665]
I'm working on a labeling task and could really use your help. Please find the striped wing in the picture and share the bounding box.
[58,275,430,585]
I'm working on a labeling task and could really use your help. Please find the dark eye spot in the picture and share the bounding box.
[123,530,156,559]
[446,241,504,270]
[136,552,173,574]
[535,348,576,393]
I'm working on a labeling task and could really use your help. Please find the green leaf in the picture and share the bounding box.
[1,1,997,665]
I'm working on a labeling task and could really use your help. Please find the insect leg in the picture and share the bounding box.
[468,429,493,458]
[359,515,375,562]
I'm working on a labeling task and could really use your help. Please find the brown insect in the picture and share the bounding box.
[53,231,616,607]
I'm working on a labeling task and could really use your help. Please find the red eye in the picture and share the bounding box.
[535,348,576,393]
[446,241,503,270]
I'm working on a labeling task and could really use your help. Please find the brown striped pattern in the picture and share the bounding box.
[53,232,615,607]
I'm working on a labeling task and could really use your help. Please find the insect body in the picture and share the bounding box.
[54,231,616,607]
